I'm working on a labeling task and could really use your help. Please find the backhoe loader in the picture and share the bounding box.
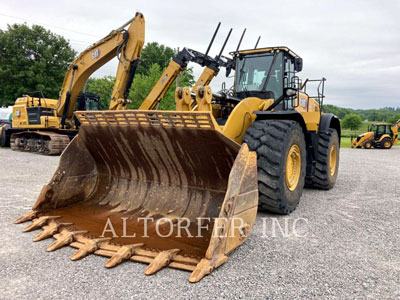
[16,45,340,282]
[351,119,399,149]
[6,13,145,155]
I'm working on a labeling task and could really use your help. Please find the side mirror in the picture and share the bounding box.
[294,57,303,72]
[285,87,298,97]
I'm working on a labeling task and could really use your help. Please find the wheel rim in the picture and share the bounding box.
[384,140,391,148]
[329,144,337,176]
[286,144,301,191]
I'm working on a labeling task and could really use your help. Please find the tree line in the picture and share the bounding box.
[324,104,400,125]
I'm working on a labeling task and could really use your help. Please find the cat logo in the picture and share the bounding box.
[92,49,100,60]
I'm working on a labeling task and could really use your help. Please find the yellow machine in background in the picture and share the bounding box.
[351,119,399,149]
[7,13,145,154]
[17,44,340,282]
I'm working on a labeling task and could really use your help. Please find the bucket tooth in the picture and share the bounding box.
[47,230,87,252]
[105,243,144,268]
[188,255,228,283]
[14,211,37,224]
[23,216,61,232]
[71,238,111,261]
[33,222,73,242]
[144,249,181,275]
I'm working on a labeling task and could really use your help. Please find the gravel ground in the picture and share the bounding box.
[0,147,399,299]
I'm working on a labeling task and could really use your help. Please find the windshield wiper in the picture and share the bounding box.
[236,57,247,92]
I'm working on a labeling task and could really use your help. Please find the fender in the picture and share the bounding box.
[377,134,391,143]
[319,113,341,139]
[254,110,308,134]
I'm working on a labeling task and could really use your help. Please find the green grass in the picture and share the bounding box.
[341,121,374,138]
[340,137,352,148]
[339,137,398,148]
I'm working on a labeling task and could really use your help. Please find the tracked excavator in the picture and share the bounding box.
[5,20,231,154]
[351,119,399,149]
[16,35,340,281]
[6,13,145,155]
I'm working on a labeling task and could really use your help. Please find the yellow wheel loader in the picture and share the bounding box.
[351,119,399,149]
[6,13,145,155]
[16,46,340,282]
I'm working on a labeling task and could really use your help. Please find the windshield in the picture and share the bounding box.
[85,99,101,110]
[235,52,283,100]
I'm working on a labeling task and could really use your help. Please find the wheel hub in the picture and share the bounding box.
[329,144,337,176]
[286,144,301,191]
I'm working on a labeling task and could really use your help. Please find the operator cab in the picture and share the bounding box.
[368,123,393,139]
[212,46,324,125]
[232,47,303,109]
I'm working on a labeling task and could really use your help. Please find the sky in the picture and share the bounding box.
[0,0,399,109]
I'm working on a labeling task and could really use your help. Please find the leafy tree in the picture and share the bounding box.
[136,42,176,76]
[342,114,362,131]
[0,24,76,106]
[387,114,400,125]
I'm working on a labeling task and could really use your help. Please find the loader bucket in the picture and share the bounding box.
[15,110,258,282]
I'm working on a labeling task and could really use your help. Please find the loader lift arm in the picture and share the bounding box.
[138,47,227,110]
[139,25,233,111]
[58,13,145,127]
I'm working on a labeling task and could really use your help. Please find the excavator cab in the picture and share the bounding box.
[75,92,103,111]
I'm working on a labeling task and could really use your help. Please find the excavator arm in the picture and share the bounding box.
[57,13,145,127]
[391,119,400,131]
[391,119,400,144]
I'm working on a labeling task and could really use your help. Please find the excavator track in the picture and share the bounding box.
[10,131,71,155]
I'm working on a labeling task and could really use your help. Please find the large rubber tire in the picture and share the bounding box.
[243,120,306,214]
[305,129,339,190]
[381,138,393,149]
[363,141,372,149]
[0,129,6,147]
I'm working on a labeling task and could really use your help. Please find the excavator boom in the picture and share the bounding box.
[58,13,145,125]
